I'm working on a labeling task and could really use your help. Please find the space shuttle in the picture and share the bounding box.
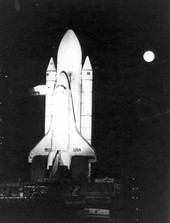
[28,30,96,182]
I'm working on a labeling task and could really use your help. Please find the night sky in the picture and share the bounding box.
[0,0,170,222]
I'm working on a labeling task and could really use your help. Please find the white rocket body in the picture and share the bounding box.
[81,57,93,144]
[28,30,96,180]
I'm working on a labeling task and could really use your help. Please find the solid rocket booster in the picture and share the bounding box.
[28,30,96,181]
[45,58,57,134]
[81,56,93,144]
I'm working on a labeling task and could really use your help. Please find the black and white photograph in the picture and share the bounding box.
[0,0,169,222]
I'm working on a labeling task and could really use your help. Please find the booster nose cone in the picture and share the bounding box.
[46,58,57,82]
[47,58,57,72]
[57,29,82,70]
[82,56,92,71]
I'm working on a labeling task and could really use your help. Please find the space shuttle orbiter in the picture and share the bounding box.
[28,30,96,182]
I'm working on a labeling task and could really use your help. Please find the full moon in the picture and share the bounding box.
[143,51,155,62]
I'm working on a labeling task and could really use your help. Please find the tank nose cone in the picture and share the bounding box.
[57,29,82,70]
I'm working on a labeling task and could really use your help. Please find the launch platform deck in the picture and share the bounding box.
[0,181,121,204]
[0,181,122,222]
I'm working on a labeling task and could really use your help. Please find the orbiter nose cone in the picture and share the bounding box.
[55,72,69,94]
[57,29,82,69]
